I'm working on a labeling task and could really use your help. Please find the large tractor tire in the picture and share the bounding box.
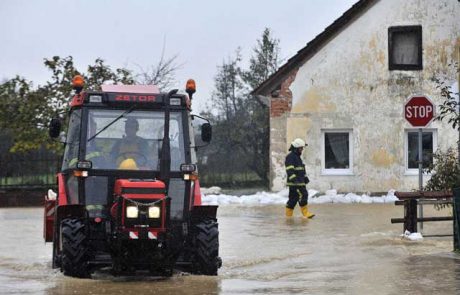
[191,219,221,275]
[52,239,61,269]
[60,218,90,278]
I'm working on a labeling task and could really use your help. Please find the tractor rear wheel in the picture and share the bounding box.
[191,219,221,275]
[60,218,90,278]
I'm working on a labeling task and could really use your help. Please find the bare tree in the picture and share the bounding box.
[135,41,183,91]
[212,49,244,120]
[202,29,281,186]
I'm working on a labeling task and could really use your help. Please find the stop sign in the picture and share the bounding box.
[404,95,435,127]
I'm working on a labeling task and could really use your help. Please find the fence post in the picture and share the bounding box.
[404,199,418,233]
[453,187,460,252]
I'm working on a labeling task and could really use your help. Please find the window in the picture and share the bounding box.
[62,110,81,170]
[322,130,353,175]
[405,129,436,173]
[388,25,422,70]
[86,109,185,171]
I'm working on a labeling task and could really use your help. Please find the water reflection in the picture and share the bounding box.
[392,254,460,295]
[45,274,221,295]
[1,206,460,295]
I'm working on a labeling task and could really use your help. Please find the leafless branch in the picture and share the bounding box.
[134,39,183,90]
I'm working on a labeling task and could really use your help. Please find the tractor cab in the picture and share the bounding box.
[44,77,220,278]
[59,85,194,218]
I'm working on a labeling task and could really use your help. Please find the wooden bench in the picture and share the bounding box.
[391,191,453,234]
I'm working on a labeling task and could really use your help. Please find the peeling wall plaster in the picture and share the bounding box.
[270,0,460,192]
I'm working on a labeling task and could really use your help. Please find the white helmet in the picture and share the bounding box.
[291,138,307,148]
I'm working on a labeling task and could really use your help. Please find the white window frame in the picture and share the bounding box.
[404,128,437,175]
[321,129,353,175]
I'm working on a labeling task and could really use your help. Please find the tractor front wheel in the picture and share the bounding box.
[60,218,90,278]
[52,238,61,269]
[191,219,221,275]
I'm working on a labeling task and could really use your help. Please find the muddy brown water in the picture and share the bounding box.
[0,204,459,295]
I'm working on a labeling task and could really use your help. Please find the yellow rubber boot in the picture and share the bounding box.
[285,207,294,217]
[300,205,315,219]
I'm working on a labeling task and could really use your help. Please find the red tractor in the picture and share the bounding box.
[43,76,221,278]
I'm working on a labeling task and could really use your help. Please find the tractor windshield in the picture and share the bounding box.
[85,109,185,171]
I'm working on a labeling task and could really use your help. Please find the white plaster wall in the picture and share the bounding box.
[270,116,289,191]
[273,0,460,192]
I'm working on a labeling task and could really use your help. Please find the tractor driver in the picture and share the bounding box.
[111,117,149,169]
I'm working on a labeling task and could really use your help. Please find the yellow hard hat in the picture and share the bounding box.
[118,158,138,170]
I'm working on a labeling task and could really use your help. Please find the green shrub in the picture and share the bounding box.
[424,148,460,191]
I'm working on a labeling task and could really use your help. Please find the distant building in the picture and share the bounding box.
[253,0,460,193]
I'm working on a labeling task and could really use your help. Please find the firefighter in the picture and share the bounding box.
[285,138,315,218]
[111,117,149,168]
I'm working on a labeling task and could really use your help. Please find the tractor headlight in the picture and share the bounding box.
[148,206,161,218]
[126,206,138,218]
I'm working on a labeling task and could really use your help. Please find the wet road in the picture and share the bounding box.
[0,205,459,295]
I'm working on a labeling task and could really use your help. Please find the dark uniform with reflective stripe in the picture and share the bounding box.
[285,149,309,209]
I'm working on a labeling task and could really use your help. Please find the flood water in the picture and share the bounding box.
[0,204,459,295]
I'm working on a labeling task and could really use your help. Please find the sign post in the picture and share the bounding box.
[418,128,422,190]
[404,95,435,233]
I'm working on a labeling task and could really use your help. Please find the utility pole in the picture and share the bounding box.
[455,47,460,251]
[458,47,460,162]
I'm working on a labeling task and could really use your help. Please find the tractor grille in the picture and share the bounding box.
[121,187,166,194]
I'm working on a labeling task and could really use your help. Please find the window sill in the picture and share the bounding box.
[321,170,354,176]
[389,66,423,71]
[404,170,432,176]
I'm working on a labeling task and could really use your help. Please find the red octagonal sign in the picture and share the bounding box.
[404,95,435,127]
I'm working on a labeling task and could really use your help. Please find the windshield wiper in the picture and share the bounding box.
[87,104,137,142]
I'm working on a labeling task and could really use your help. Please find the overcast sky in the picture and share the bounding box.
[0,0,357,111]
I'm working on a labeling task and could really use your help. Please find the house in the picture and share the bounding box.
[253,0,460,193]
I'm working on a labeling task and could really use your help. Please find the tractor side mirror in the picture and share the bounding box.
[49,118,62,138]
[191,114,212,148]
[201,123,212,143]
